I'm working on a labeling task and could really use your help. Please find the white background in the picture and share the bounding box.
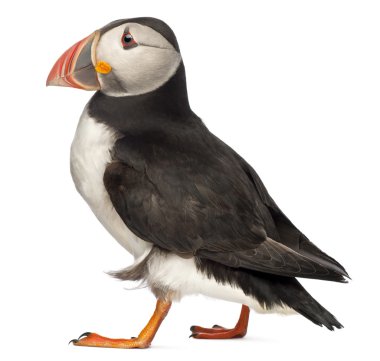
[1,0,379,360]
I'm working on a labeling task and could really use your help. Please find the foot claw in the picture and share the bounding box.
[69,332,92,346]
[189,305,250,340]
[68,339,78,345]
[78,332,92,340]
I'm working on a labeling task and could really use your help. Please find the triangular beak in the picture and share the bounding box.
[46,31,101,90]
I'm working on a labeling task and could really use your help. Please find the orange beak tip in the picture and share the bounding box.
[46,32,100,91]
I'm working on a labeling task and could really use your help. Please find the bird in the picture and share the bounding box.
[46,17,349,349]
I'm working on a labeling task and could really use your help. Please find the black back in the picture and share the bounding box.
[88,34,348,282]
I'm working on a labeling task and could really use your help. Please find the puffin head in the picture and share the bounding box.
[46,18,182,96]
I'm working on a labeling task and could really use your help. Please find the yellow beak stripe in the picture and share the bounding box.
[95,61,112,74]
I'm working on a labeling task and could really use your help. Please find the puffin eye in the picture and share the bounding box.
[121,32,137,49]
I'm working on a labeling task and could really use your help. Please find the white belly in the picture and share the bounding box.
[146,252,294,314]
[70,106,152,259]
[69,107,293,314]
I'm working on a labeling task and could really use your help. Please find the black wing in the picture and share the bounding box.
[223,140,349,278]
[104,126,347,281]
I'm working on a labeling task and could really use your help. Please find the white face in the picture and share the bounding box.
[95,23,182,96]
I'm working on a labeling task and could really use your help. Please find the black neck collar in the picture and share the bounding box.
[88,62,194,133]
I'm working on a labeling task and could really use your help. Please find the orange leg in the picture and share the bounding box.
[190,304,250,339]
[70,299,171,349]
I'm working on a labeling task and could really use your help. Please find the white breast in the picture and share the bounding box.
[69,107,293,314]
[70,106,152,259]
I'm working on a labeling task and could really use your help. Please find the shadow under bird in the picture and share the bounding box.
[47,17,349,348]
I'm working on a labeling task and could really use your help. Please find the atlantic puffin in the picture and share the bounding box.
[46,17,348,349]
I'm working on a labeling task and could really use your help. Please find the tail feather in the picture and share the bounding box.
[273,277,343,330]
[294,304,343,330]
[290,296,343,330]
[197,257,344,330]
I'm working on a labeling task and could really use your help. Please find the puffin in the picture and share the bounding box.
[46,17,348,349]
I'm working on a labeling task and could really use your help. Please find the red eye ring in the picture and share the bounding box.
[121,32,137,49]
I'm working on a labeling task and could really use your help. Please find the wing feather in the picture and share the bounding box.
[104,147,346,282]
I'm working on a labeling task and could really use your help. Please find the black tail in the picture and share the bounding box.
[197,258,344,330]
[275,278,343,330]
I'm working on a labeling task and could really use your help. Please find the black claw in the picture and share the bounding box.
[131,336,136,339]
[189,333,198,338]
[69,332,91,345]
[190,326,196,332]
[213,324,223,328]
[78,332,91,340]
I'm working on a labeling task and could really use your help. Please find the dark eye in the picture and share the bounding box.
[121,32,137,49]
